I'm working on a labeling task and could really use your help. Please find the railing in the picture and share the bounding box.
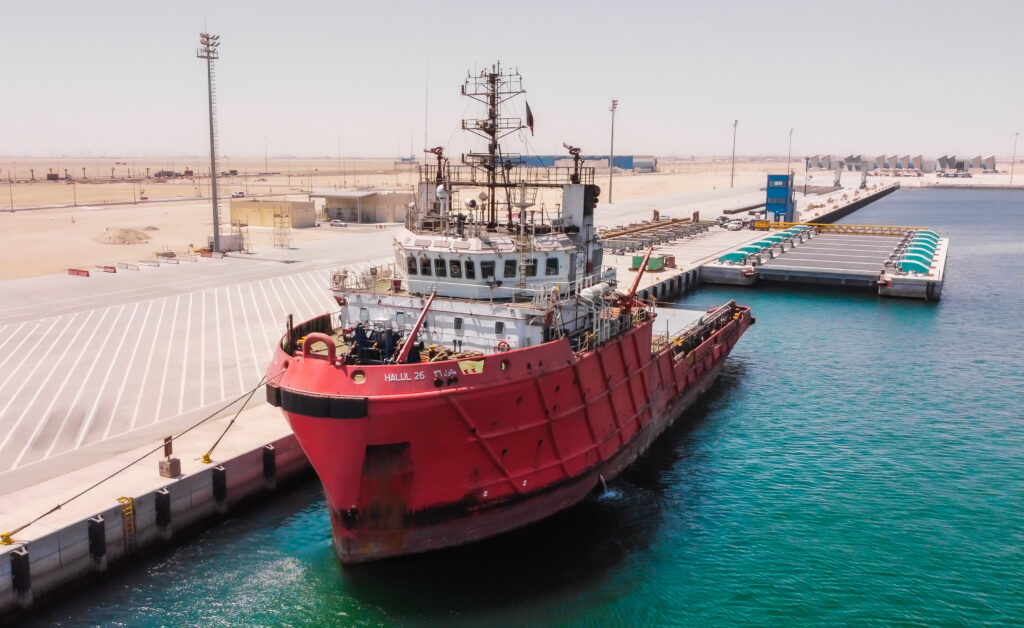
[661,300,739,361]
[284,312,338,356]
[420,164,596,187]
[754,221,931,236]
[332,264,396,291]
[528,267,616,306]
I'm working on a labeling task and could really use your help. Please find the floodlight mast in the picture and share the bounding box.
[197,32,221,252]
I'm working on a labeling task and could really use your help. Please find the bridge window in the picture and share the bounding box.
[465,260,476,279]
[495,321,505,335]
[434,258,447,278]
[420,258,432,276]
[449,259,462,278]
[545,258,559,275]
[407,255,418,275]
[524,259,538,277]
[454,317,464,331]
[504,260,517,278]
[481,261,495,281]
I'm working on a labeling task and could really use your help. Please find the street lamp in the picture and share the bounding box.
[609,99,618,203]
[1011,132,1019,186]
[786,128,793,176]
[730,119,739,188]
[197,31,221,251]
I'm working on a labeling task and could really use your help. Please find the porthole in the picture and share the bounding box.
[351,370,366,384]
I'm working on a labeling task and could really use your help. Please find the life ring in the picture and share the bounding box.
[495,340,511,353]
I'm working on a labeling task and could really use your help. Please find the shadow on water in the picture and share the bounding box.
[339,359,745,618]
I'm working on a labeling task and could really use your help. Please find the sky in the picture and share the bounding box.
[1,0,1022,159]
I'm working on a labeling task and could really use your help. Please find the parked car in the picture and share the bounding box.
[231,192,245,198]
[724,220,743,231]
[329,219,348,227]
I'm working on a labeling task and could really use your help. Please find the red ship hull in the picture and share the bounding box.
[267,307,752,563]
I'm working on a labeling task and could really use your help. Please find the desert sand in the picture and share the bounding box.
[0,156,794,280]
[1,155,1015,281]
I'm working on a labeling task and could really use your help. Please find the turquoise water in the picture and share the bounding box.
[25,189,1024,627]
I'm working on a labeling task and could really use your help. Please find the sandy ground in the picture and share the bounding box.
[1,155,1014,281]
[0,157,793,280]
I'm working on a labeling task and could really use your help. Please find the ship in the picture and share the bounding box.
[265,63,754,563]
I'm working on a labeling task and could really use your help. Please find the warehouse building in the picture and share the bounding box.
[229,199,317,228]
[310,189,415,223]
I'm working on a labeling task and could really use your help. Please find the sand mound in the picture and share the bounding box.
[94,227,151,245]
[142,225,160,231]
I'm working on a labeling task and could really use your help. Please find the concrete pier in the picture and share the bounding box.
[701,224,949,300]
[0,403,307,619]
[798,183,900,223]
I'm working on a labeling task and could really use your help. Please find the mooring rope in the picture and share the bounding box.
[1,369,283,545]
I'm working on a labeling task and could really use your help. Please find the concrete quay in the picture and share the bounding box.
[0,402,307,619]
[599,183,945,302]
[797,183,900,223]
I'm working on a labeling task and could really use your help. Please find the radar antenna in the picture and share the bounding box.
[563,143,583,184]
[425,146,446,183]
[460,62,525,226]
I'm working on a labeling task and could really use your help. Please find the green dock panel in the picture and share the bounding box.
[718,252,748,264]
[898,260,931,274]
[901,253,933,266]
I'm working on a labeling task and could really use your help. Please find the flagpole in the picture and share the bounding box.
[609,99,618,203]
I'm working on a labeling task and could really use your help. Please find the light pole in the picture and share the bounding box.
[609,99,618,203]
[8,169,13,212]
[264,136,268,174]
[197,31,221,252]
[1011,132,1019,186]
[803,157,809,196]
[786,128,793,176]
[730,119,739,188]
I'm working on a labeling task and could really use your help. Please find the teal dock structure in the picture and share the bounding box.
[701,223,948,300]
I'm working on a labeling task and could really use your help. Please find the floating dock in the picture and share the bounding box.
[701,223,948,300]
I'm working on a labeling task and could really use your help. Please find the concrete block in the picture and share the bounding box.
[55,521,92,577]
[23,533,61,594]
[130,494,160,548]
[181,468,215,528]
[223,449,264,505]
[99,505,126,563]
[159,457,181,478]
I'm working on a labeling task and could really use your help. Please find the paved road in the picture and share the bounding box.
[0,227,395,487]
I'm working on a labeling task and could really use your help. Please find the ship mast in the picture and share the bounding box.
[461,62,525,227]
